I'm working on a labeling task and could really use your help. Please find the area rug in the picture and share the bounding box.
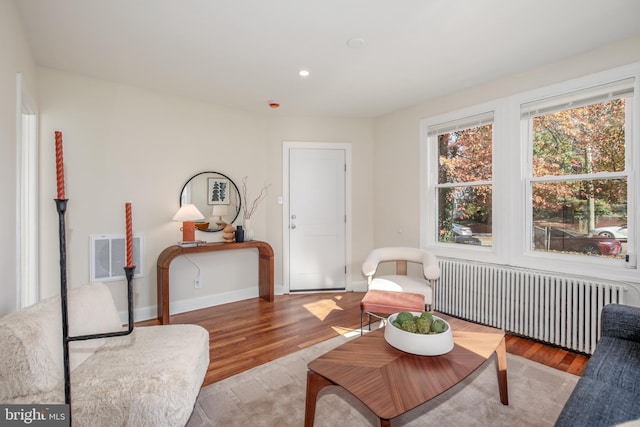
[186,332,579,426]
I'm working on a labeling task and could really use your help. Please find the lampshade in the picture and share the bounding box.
[172,204,205,222]
[211,205,229,231]
[212,205,228,216]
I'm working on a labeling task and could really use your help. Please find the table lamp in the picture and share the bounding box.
[211,205,229,230]
[173,204,205,243]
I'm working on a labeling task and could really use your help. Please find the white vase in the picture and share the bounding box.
[243,219,254,241]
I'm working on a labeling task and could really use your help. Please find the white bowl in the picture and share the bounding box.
[384,312,454,356]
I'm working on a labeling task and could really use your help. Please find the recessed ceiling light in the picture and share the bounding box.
[299,69,310,77]
[347,38,365,49]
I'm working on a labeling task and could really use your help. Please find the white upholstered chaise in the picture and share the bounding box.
[0,283,209,427]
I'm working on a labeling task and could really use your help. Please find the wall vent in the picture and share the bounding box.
[90,234,144,283]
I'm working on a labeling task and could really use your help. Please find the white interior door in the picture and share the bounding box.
[288,147,346,291]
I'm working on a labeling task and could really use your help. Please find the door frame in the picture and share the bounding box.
[16,73,39,309]
[282,141,352,294]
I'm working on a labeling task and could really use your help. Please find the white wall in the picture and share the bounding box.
[15,17,640,320]
[372,35,640,286]
[37,68,375,320]
[0,0,37,317]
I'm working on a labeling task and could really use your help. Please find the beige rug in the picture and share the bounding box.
[186,331,579,426]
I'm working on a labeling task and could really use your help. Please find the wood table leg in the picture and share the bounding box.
[495,336,509,405]
[380,418,391,427]
[305,370,334,427]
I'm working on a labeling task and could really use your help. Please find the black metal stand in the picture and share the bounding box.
[56,199,136,425]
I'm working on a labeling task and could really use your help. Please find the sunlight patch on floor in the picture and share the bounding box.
[331,326,358,337]
[302,298,343,321]
[333,321,385,338]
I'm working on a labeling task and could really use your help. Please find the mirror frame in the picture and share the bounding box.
[179,171,241,232]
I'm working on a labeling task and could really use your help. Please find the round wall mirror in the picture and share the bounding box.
[179,171,241,232]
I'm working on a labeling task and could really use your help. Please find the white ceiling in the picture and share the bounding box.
[15,0,640,118]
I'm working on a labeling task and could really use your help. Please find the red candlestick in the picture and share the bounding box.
[55,131,65,199]
[125,202,133,268]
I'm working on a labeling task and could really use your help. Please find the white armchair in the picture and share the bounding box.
[362,247,440,307]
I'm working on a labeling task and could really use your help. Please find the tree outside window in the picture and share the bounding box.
[527,92,629,258]
[434,115,493,247]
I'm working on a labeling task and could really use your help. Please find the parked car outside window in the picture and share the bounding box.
[452,223,481,245]
[589,225,627,241]
[452,223,473,236]
[534,226,622,256]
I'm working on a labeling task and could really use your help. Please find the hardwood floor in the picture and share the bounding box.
[138,291,589,387]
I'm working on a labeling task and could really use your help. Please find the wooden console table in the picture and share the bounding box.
[156,241,274,324]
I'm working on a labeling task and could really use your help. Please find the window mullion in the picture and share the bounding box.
[530,171,628,183]
[435,180,493,188]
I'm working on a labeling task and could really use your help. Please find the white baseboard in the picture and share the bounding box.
[125,283,289,323]
[279,280,368,294]
[348,280,368,292]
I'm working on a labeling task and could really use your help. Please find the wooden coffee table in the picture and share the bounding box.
[304,312,508,427]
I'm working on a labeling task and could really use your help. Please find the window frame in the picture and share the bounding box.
[420,62,640,283]
[522,81,633,262]
[433,112,495,247]
[421,101,503,261]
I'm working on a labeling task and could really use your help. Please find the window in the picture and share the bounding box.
[523,79,633,259]
[428,112,494,247]
[422,64,639,280]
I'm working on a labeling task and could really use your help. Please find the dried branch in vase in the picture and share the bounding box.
[241,176,271,220]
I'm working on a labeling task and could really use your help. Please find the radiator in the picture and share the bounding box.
[435,259,627,354]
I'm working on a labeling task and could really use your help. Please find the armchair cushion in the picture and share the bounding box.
[369,275,433,305]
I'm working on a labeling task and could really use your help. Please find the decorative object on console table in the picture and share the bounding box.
[240,176,271,241]
[243,219,254,241]
[223,223,235,242]
[235,225,245,243]
[173,203,205,244]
